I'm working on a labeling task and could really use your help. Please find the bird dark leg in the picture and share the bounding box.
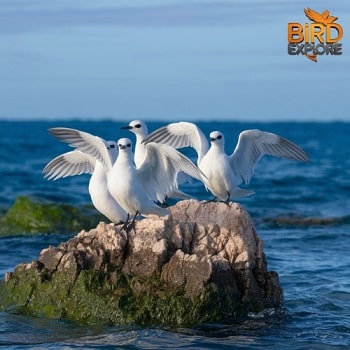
[155,196,169,208]
[126,211,140,232]
[205,196,217,203]
[120,213,130,231]
[114,220,124,226]
[162,196,169,207]
[224,191,230,205]
[218,192,231,204]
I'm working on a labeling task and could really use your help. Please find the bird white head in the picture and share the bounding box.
[121,120,148,139]
[106,141,118,161]
[117,138,133,151]
[106,140,117,149]
[209,131,225,149]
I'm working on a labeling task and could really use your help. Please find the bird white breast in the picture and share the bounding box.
[107,162,135,210]
[199,151,233,200]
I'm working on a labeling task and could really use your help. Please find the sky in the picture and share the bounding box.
[0,0,349,122]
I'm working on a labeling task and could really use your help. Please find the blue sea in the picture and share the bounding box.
[0,120,350,349]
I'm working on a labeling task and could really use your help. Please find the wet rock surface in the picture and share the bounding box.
[0,196,104,236]
[0,200,283,326]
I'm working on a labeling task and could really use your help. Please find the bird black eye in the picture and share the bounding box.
[110,144,115,148]
[118,144,122,148]
[135,124,141,128]
[217,135,222,139]
[127,143,131,147]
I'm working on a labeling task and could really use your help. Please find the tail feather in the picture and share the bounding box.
[231,189,255,198]
[141,205,170,217]
[168,189,194,200]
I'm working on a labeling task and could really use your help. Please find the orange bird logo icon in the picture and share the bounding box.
[304,8,338,25]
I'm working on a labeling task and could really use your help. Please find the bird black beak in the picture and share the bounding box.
[119,145,126,149]
[120,125,132,130]
[209,137,216,142]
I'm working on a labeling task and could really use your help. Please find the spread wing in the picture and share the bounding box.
[142,122,209,164]
[43,150,95,180]
[137,142,204,202]
[229,130,310,185]
[48,127,115,170]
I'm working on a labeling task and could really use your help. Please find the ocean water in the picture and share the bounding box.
[0,120,350,349]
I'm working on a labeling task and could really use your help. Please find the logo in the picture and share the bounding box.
[288,8,343,62]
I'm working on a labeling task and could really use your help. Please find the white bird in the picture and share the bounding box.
[43,138,128,224]
[142,122,310,202]
[120,120,149,167]
[47,128,204,226]
[120,119,193,202]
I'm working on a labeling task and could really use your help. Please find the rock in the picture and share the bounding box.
[0,196,105,236]
[0,200,283,326]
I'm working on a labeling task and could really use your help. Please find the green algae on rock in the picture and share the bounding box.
[0,200,283,326]
[0,196,104,236]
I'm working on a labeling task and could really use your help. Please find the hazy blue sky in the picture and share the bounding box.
[0,0,349,122]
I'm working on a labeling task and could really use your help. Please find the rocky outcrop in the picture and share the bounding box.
[0,200,283,326]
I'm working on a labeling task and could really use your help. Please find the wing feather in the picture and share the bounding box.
[142,122,209,164]
[43,150,94,180]
[230,130,309,184]
[137,142,204,202]
[48,127,114,170]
